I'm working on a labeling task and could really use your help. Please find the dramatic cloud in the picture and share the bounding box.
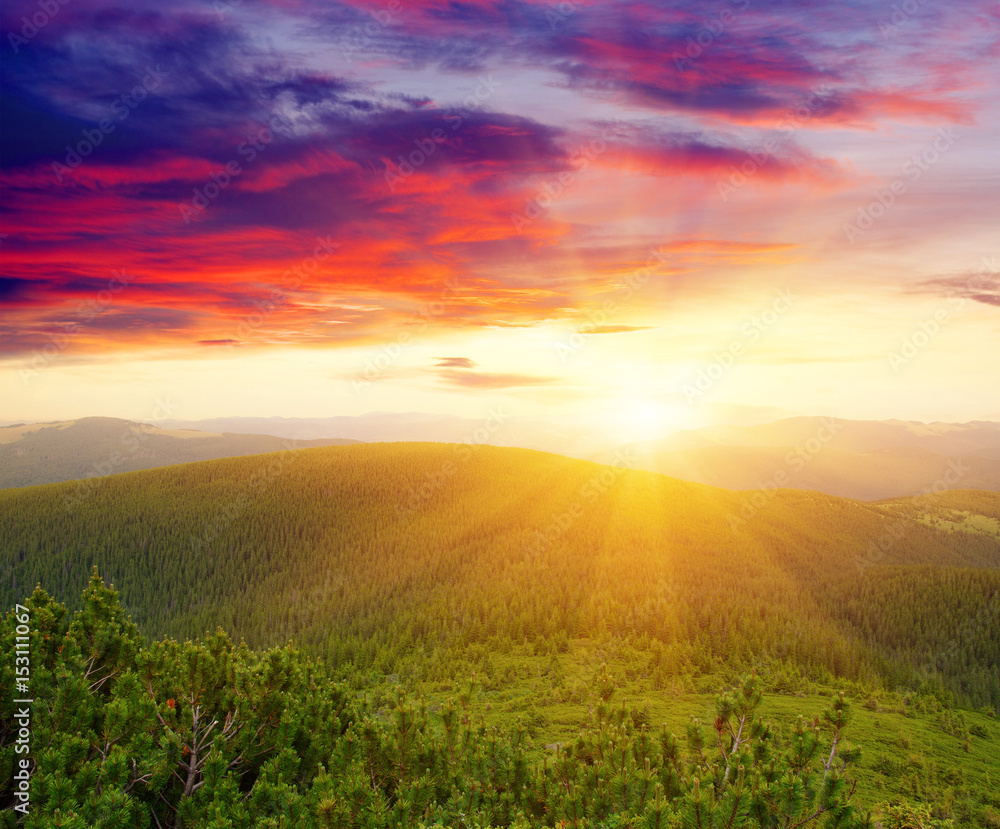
[1,0,997,432]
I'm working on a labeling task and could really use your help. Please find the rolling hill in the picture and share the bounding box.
[3,442,1000,825]
[1,442,997,709]
[0,416,359,488]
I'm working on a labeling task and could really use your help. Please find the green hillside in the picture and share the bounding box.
[2,443,1000,825]
[1,443,997,709]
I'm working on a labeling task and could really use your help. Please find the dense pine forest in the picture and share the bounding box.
[2,443,999,824]
[2,444,997,707]
[0,574,978,829]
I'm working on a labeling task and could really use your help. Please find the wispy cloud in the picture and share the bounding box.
[435,357,477,368]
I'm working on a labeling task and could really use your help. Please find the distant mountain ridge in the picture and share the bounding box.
[0,417,359,488]
[5,413,1000,500]
[160,412,609,457]
[616,417,1000,500]
[653,417,1000,455]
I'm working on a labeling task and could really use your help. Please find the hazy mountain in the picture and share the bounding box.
[162,412,612,458]
[652,417,1000,455]
[613,417,1000,500]
[0,417,359,488]
[10,413,1000,499]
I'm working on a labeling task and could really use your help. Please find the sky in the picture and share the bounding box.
[1,0,999,437]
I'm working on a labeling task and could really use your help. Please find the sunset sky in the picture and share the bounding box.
[2,0,998,434]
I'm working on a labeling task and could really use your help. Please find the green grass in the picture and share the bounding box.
[874,500,1000,542]
[926,511,1000,539]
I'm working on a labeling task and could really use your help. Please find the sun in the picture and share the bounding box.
[629,402,662,429]
[602,396,699,443]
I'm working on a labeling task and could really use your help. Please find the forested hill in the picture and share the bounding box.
[0,416,359,488]
[1,442,998,708]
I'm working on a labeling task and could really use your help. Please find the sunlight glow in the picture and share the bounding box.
[603,396,700,443]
